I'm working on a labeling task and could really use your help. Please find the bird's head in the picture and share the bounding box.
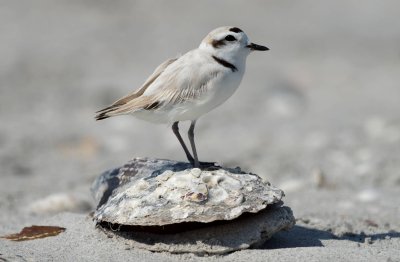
[199,26,268,62]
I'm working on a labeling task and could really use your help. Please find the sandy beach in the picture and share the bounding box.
[1,1,399,261]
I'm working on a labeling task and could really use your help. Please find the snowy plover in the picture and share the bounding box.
[96,26,268,168]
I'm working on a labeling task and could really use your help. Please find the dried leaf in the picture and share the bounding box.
[1,225,66,241]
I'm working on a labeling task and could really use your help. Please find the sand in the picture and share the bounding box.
[1,0,400,261]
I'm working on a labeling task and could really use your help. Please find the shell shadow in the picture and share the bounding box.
[261,225,400,249]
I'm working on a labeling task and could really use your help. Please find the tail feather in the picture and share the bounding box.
[95,105,120,120]
[95,112,111,121]
[95,102,137,121]
[95,93,159,121]
[95,105,118,114]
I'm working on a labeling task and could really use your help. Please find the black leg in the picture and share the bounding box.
[188,120,200,168]
[172,121,194,164]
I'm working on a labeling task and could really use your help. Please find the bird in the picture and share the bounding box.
[95,26,268,168]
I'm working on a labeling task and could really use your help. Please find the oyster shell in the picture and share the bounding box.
[92,157,284,226]
[100,206,295,255]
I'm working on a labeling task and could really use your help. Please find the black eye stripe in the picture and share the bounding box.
[211,39,226,48]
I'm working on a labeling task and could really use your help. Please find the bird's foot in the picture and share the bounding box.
[190,160,220,170]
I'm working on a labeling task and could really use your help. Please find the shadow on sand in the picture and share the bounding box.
[262,225,400,249]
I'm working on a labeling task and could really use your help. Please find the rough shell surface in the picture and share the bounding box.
[91,157,284,226]
[100,206,295,255]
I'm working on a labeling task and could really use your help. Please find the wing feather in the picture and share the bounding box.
[95,52,221,121]
[115,70,219,114]
[95,58,178,120]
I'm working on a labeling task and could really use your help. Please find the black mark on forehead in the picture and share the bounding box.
[229,27,243,33]
[211,39,226,48]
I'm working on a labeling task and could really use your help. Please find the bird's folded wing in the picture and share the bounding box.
[95,57,178,119]
[96,55,221,120]
[113,70,220,115]
[96,58,178,113]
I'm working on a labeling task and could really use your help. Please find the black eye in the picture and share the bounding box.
[225,35,236,41]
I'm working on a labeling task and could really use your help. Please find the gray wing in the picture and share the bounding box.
[95,58,178,120]
[96,54,221,120]
[102,70,220,117]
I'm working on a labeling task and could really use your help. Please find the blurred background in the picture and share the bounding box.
[1,0,399,226]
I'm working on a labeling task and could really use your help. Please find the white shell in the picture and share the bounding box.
[92,158,284,226]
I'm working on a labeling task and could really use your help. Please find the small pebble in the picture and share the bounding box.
[364,219,378,227]
[28,193,92,214]
[364,237,373,244]
[356,189,379,202]
[311,168,328,188]
[279,179,304,193]
[299,218,310,224]
[190,168,202,178]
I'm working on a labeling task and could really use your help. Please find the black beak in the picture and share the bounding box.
[247,43,269,51]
